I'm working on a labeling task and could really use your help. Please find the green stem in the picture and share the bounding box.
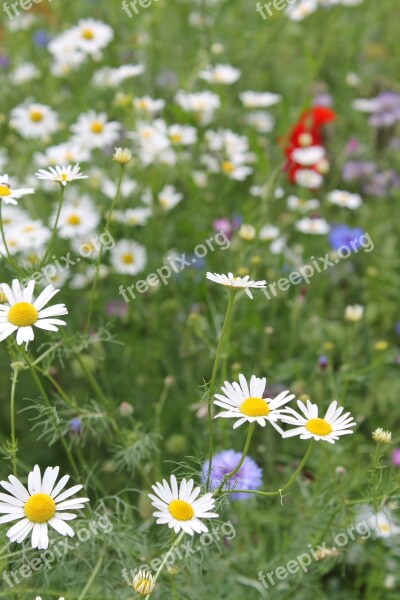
[9,364,20,476]
[206,289,236,491]
[153,531,185,586]
[85,164,124,329]
[77,549,105,600]
[371,444,382,512]
[0,201,24,276]
[40,184,65,267]
[230,440,315,499]
[215,423,255,495]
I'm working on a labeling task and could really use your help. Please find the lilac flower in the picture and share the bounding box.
[202,450,263,501]
[342,161,376,182]
[105,300,129,319]
[328,224,364,251]
[70,418,82,436]
[363,170,400,197]
[313,93,332,107]
[213,218,232,238]
[391,449,400,467]
[318,355,328,370]
[33,30,49,47]
[368,92,400,128]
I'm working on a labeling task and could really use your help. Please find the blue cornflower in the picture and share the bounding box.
[328,224,364,251]
[202,450,263,501]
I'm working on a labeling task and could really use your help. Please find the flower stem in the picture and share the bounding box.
[153,531,185,586]
[10,363,21,476]
[215,423,255,495]
[40,184,65,267]
[77,549,105,600]
[85,164,125,329]
[0,201,24,276]
[371,443,382,512]
[206,289,236,491]
[230,439,315,499]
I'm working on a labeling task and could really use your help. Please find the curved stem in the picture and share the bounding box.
[153,531,185,585]
[229,439,315,498]
[40,184,65,267]
[206,289,236,491]
[77,549,105,600]
[215,423,255,495]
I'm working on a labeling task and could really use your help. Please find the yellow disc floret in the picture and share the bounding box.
[168,499,194,521]
[306,418,332,436]
[24,493,56,523]
[8,302,38,327]
[240,397,269,417]
[0,184,11,196]
[67,214,81,226]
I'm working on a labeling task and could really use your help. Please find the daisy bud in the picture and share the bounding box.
[132,570,155,597]
[113,147,132,165]
[344,304,364,322]
[335,466,346,476]
[164,375,176,387]
[372,428,392,445]
[120,401,134,417]
[238,224,256,241]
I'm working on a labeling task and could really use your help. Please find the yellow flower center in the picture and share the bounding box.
[24,493,56,523]
[240,397,269,417]
[221,161,234,174]
[8,302,38,327]
[168,499,194,521]
[170,133,182,144]
[81,28,94,40]
[30,110,43,122]
[0,184,11,196]
[136,99,149,110]
[378,524,390,533]
[305,418,332,436]
[60,173,68,182]
[67,214,81,226]
[90,121,104,134]
[22,225,34,232]
[133,578,153,596]
[122,253,134,264]
[64,151,74,161]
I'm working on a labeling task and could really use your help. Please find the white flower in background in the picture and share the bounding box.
[39,270,70,289]
[70,111,120,150]
[0,205,26,228]
[113,208,152,226]
[344,304,364,321]
[34,144,91,168]
[69,265,108,289]
[168,124,197,146]
[10,63,40,85]
[294,169,324,189]
[175,90,221,125]
[0,175,34,205]
[148,474,218,535]
[214,374,295,431]
[199,63,241,85]
[13,220,50,250]
[286,0,318,21]
[133,96,166,117]
[49,40,86,77]
[239,91,282,108]
[296,217,330,235]
[70,18,113,56]
[359,506,400,539]
[0,280,68,348]
[203,128,253,180]
[102,177,137,200]
[93,64,144,87]
[71,236,101,260]
[327,189,362,209]
[113,147,132,165]
[0,465,89,550]
[259,225,280,241]
[287,195,320,213]
[10,103,59,139]
[291,146,326,166]
[129,120,174,166]
[281,399,356,443]
[245,111,275,133]
[352,98,379,113]
[238,224,256,241]
[372,428,392,444]
[111,240,147,275]
[52,197,100,239]
[206,272,266,299]
[0,150,8,172]
[35,597,64,600]
[132,571,155,597]
[0,229,31,256]
[36,164,88,187]
[7,13,35,31]
[158,185,183,211]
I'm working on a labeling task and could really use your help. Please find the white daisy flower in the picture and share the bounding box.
[168,124,197,146]
[239,91,281,108]
[113,208,152,227]
[0,174,35,206]
[132,571,155,597]
[259,224,280,241]
[158,185,183,211]
[286,0,318,21]
[199,64,241,85]
[175,90,221,125]
[10,63,41,85]
[287,195,320,213]
[281,399,356,444]
[70,111,121,150]
[359,506,400,539]
[110,240,147,275]
[295,217,330,235]
[245,111,275,133]
[0,280,68,348]
[133,96,166,116]
[0,465,89,550]
[327,189,363,209]
[36,164,88,187]
[213,374,295,431]
[148,474,218,535]
[34,144,91,168]
[206,272,266,299]
[53,197,100,239]
[71,18,114,56]
[10,103,59,139]
[294,169,324,189]
[291,146,326,166]
[344,304,364,321]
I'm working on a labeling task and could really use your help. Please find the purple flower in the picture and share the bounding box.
[33,30,49,47]
[202,450,263,501]
[368,92,400,128]
[313,93,332,108]
[318,355,328,370]
[342,161,376,182]
[391,448,400,467]
[70,418,82,436]
[213,218,232,238]
[105,300,129,319]
[363,170,400,197]
[395,322,400,337]
[328,224,364,251]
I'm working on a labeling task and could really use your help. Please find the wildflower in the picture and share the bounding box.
[239,91,281,108]
[206,272,266,299]
[36,164,88,186]
[148,475,218,535]
[391,449,400,467]
[70,111,120,149]
[238,224,256,241]
[132,570,155,596]
[295,217,330,235]
[202,450,263,500]
[0,280,68,348]
[199,64,241,85]
[113,147,132,165]
[110,240,147,275]
[374,340,388,351]
[52,197,100,239]
[281,399,356,444]
[0,465,89,549]
[10,103,59,139]
[0,174,34,205]
[327,190,362,209]
[344,304,364,321]
[328,224,364,251]
[372,428,392,444]
[158,185,183,210]
[213,374,295,431]
[175,90,220,125]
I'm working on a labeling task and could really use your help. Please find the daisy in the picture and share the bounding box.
[295,217,330,235]
[53,197,100,239]
[206,272,266,299]
[175,90,221,125]
[110,240,147,275]
[158,185,183,210]
[71,111,121,150]
[0,174,35,205]
[287,195,320,212]
[36,164,88,186]
[35,597,64,600]
[34,144,91,168]
[327,189,362,209]
[148,474,218,535]
[199,64,241,85]
[71,18,114,56]
[132,571,155,597]
[0,279,68,348]
[291,146,326,166]
[294,169,324,189]
[213,374,295,431]
[239,91,282,108]
[10,103,59,139]
[133,96,165,117]
[281,399,356,444]
[0,465,89,550]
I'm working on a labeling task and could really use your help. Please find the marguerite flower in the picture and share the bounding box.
[35,164,88,186]
[10,103,59,139]
[0,174,34,205]
[0,465,89,549]
[213,374,295,431]
[148,475,218,535]
[281,399,356,444]
[132,571,155,597]
[206,272,266,299]
[70,111,121,149]
[0,279,68,348]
